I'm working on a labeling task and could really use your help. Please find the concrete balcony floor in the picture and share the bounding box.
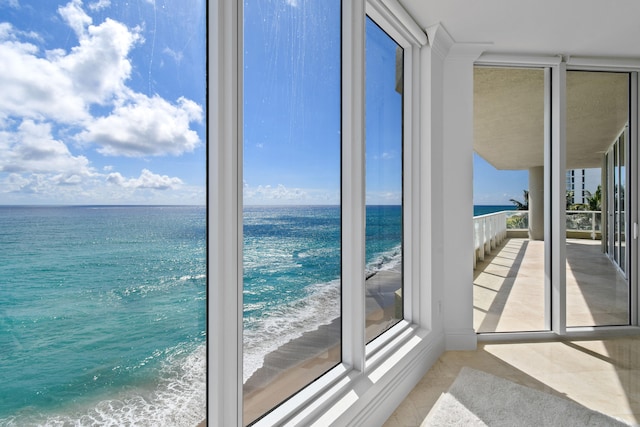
[475,237,629,332]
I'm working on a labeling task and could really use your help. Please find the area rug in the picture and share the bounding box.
[422,367,630,426]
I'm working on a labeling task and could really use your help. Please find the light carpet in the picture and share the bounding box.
[423,367,630,426]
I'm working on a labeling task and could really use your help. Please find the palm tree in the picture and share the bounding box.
[585,185,602,211]
[509,190,529,210]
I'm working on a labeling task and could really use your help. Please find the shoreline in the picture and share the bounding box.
[199,263,402,426]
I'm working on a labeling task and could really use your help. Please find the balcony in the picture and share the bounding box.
[473,211,628,333]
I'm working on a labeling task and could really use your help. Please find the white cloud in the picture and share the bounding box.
[246,184,307,201]
[59,0,92,37]
[88,0,110,11]
[79,94,202,157]
[0,26,89,123]
[0,120,92,176]
[0,0,200,157]
[285,0,299,7]
[57,6,141,104]
[107,168,183,190]
[0,0,205,204]
[243,183,339,205]
[0,0,19,8]
[163,47,183,63]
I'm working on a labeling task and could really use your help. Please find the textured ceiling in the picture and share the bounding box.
[474,68,628,170]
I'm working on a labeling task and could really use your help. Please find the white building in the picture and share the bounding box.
[567,168,601,204]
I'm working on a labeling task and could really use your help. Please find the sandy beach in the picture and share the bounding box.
[199,263,402,426]
[243,263,402,425]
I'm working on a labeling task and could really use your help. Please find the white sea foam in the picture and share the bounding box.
[366,244,402,275]
[0,344,206,427]
[243,246,401,383]
[243,279,341,383]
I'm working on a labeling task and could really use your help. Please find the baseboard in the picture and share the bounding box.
[445,328,477,350]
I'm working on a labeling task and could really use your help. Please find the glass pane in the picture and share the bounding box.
[566,71,629,327]
[242,1,341,424]
[473,67,547,333]
[364,18,404,343]
[0,1,206,425]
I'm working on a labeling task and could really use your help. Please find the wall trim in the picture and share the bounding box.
[445,328,478,350]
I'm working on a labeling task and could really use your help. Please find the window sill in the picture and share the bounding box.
[254,324,443,427]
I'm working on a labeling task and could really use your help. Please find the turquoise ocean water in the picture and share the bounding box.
[242,205,402,382]
[0,206,206,426]
[473,205,516,216]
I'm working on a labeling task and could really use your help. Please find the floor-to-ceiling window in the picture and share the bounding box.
[0,1,206,425]
[364,17,404,343]
[242,1,342,424]
[239,1,419,424]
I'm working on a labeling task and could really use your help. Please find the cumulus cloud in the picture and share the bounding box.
[0,0,204,203]
[0,120,92,176]
[88,0,110,11]
[57,3,141,104]
[244,184,307,201]
[80,94,202,156]
[0,0,200,155]
[107,168,183,190]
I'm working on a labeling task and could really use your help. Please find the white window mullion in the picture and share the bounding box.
[550,60,567,335]
[209,0,242,426]
[631,72,638,326]
[342,0,367,372]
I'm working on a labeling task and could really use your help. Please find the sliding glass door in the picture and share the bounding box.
[565,70,630,328]
[474,65,635,334]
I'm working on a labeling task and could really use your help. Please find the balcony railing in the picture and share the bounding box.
[473,210,602,268]
[473,211,507,269]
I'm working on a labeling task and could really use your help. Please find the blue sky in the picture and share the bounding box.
[243,0,404,206]
[242,0,526,206]
[0,0,205,204]
[474,153,529,205]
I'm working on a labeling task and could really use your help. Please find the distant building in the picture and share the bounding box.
[566,168,600,204]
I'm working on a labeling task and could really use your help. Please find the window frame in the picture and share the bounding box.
[210,0,431,425]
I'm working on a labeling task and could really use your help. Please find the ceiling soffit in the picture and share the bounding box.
[474,67,629,171]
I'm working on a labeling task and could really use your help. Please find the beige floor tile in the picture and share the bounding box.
[383,337,640,427]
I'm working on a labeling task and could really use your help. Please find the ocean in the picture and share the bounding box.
[0,206,206,426]
[473,205,516,216]
[242,205,402,383]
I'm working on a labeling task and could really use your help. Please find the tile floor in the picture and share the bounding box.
[474,238,628,333]
[383,336,640,426]
[385,237,637,426]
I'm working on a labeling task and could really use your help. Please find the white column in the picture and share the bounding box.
[428,23,488,350]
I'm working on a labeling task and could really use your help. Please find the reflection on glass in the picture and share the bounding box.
[0,1,206,425]
[472,67,547,333]
[364,18,404,342]
[566,71,629,327]
[242,1,341,424]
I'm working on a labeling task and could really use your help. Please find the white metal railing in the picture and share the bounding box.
[473,211,507,269]
[473,209,602,268]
